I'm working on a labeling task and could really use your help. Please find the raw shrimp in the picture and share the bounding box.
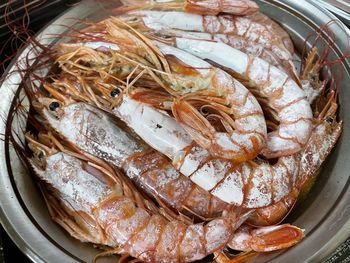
[120,0,259,16]
[170,37,313,158]
[151,28,293,77]
[248,89,343,226]
[41,77,296,209]
[25,135,237,263]
[55,20,268,163]
[65,18,308,159]
[120,10,298,80]
[32,94,229,219]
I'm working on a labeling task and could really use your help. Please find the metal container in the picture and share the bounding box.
[0,0,349,262]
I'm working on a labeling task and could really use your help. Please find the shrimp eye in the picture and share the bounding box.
[38,151,44,159]
[110,88,120,98]
[49,101,60,112]
[326,116,334,124]
[35,150,45,160]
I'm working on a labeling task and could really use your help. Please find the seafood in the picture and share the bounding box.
[250,12,294,54]
[120,0,259,16]
[31,94,229,219]
[49,24,305,206]
[24,90,307,259]
[51,37,340,212]
[57,18,310,159]
[169,37,313,158]
[25,134,237,262]
[55,20,268,163]
[119,10,298,80]
[151,28,293,77]
[227,224,304,252]
[248,89,343,226]
[42,76,294,208]
[8,1,344,261]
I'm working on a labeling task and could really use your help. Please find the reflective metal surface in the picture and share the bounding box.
[314,0,350,26]
[0,1,349,262]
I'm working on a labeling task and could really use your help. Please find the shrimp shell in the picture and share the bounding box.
[152,29,291,77]
[248,90,343,226]
[50,36,296,207]
[121,10,297,79]
[172,37,313,158]
[37,98,229,218]
[28,147,236,262]
[55,21,268,162]
[36,93,292,208]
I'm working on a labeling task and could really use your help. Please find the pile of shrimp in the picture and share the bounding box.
[11,0,343,262]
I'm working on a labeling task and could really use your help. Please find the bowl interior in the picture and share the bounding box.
[1,1,350,262]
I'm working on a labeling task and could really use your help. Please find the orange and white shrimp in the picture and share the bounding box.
[50,26,301,207]
[248,89,343,226]
[170,37,313,158]
[120,10,298,80]
[32,92,230,219]
[55,20,268,162]
[120,0,259,16]
[39,75,298,208]
[72,23,305,160]
[27,75,290,209]
[25,135,237,263]
[152,28,293,77]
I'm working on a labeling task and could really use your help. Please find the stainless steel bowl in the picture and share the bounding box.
[1,1,349,262]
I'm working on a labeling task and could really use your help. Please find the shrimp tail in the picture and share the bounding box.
[228,224,305,252]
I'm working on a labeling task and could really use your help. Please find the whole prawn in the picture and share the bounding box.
[119,10,298,80]
[55,19,268,163]
[169,36,313,158]
[24,134,237,263]
[32,93,229,219]
[59,18,310,159]
[48,24,307,207]
[248,89,343,226]
[23,77,307,261]
[40,74,293,208]
[50,40,341,214]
